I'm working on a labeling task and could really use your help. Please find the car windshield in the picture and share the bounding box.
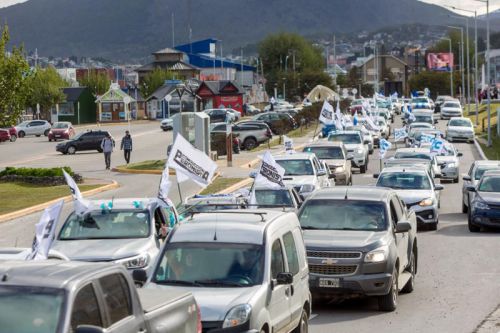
[154,243,264,287]
[449,119,471,127]
[303,146,344,159]
[478,176,500,192]
[413,98,428,104]
[394,152,431,160]
[254,189,293,207]
[444,102,460,108]
[58,209,151,240]
[276,159,314,176]
[328,133,361,144]
[414,115,432,123]
[474,166,500,180]
[0,286,64,333]
[52,123,68,129]
[299,199,387,231]
[377,172,431,189]
[437,145,455,157]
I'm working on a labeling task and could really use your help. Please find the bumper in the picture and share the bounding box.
[49,134,68,140]
[409,204,439,225]
[446,132,474,141]
[202,320,255,333]
[309,271,392,297]
[161,125,173,130]
[56,146,67,153]
[469,209,500,229]
[440,167,459,180]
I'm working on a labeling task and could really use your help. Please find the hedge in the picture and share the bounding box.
[0,166,76,178]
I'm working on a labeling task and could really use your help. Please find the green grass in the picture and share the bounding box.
[251,122,317,152]
[121,159,166,171]
[199,177,244,195]
[477,134,500,160]
[0,183,102,215]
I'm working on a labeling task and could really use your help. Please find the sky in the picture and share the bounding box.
[0,0,499,15]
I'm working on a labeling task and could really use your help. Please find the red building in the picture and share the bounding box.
[196,80,244,113]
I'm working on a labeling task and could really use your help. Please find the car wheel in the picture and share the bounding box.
[18,131,25,138]
[453,177,459,184]
[244,137,258,150]
[462,200,468,214]
[360,164,366,174]
[378,267,398,311]
[97,148,103,153]
[468,213,480,232]
[36,134,41,137]
[292,308,308,333]
[10,135,17,142]
[402,250,416,293]
[428,222,438,231]
[67,146,76,155]
[48,138,52,142]
[44,129,49,136]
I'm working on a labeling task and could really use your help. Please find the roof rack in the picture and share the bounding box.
[187,210,268,222]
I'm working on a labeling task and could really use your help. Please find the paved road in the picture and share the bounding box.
[309,116,500,333]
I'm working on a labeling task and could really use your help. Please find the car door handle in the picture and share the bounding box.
[138,329,147,333]
[285,287,291,297]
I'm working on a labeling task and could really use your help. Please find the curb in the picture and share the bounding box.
[474,138,488,160]
[217,178,253,194]
[112,167,176,175]
[0,180,120,223]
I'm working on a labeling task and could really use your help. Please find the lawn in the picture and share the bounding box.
[199,177,244,195]
[477,135,500,160]
[121,159,166,171]
[0,182,102,215]
[251,122,318,152]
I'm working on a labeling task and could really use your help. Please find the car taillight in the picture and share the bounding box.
[196,305,202,333]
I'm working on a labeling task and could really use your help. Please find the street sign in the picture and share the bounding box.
[352,88,358,95]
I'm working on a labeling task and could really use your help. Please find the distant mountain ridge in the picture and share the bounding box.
[0,0,461,61]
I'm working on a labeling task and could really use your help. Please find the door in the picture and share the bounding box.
[390,197,408,270]
[70,283,105,331]
[78,133,94,151]
[282,230,305,329]
[268,238,291,333]
[463,164,474,207]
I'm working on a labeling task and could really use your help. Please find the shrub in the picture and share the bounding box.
[0,166,75,178]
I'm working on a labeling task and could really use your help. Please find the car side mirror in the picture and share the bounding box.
[132,269,148,286]
[466,185,476,192]
[317,169,327,177]
[463,175,471,181]
[395,221,412,233]
[435,184,444,191]
[75,326,105,333]
[346,156,353,160]
[457,152,463,157]
[373,173,379,179]
[276,272,293,285]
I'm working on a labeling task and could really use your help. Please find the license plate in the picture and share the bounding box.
[55,135,61,137]
[319,278,340,288]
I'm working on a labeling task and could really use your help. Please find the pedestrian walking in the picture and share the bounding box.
[120,130,133,164]
[101,133,115,170]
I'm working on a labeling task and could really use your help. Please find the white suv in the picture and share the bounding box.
[142,210,311,333]
[328,130,370,173]
[15,120,51,138]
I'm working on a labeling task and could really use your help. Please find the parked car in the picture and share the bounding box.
[298,186,418,311]
[251,186,303,213]
[204,108,235,123]
[252,112,298,134]
[15,120,51,137]
[48,121,75,141]
[445,117,475,143]
[212,121,272,150]
[0,260,200,333]
[264,99,295,112]
[0,128,10,142]
[1,126,17,142]
[55,130,112,154]
[466,170,500,232]
[246,104,261,115]
[461,160,500,213]
[275,153,332,198]
[434,143,463,183]
[375,166,444,230]
[225,108,242,121]
[302,141,352,185]
[440,100,463,120]
[139,209,312,333]
[52,198,178,274]
[328,130,370,173]
[160,118,173,131]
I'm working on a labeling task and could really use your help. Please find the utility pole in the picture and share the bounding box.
[171,12,175,47]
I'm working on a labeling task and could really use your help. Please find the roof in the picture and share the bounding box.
[0,261,119,289]
[380,166,428,174]
[136,61,199,72]
[146,84,177,101]
[86,198,164,211]
[482,170,500,177]
[96,86,137,103]
[360,54,408,67]
[62,87,88,102]
[153,47,184,55]
[309,186,393,202]
[474,160,500,166]
[274,153,316,161]
[198,80,244,95]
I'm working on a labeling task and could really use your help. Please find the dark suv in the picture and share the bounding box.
[252,112,298,134]
[55,130,111,154]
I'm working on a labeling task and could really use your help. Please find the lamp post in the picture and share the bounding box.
[449,15,471,117]
[441,37,454,96]
[447,25,465,104]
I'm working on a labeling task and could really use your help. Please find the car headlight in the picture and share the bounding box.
[364,246,389,263]
[49,130,53,134]
[356,148,364,154]
[445,163,457,169]
[335,166,345,173]
[222,304,252,328]
[115,253,149,269]
[419,198,434,207]
[473,198,490,210]
[300,184,316,193]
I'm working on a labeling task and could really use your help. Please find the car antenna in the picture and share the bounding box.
[344,188,348,200]
[213,213,218,241]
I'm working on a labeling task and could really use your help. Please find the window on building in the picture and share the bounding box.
[59,102,75,116]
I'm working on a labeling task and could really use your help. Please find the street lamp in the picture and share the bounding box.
[447,25,465,104]
[440,37,454,97]
[449,14,471,118]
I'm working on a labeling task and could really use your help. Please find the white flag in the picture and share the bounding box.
[379,139,392,159]
[430,138,445,156]
[319,100,334,125]
[394,128,408,142]
[364,116,379,131]
[26,200,64,261]
[62,169,91,216]
[420,133,435,144]
[283,136,294,154]
[335,101,342,121]
[167,134,218,188]
[255,151,285,189]
[158,163,173,206]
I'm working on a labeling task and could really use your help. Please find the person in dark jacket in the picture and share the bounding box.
[120,130,133,164]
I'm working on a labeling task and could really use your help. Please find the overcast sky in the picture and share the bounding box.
[0,0,499,15]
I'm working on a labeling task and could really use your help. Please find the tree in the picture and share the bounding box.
[0,24,31,126]
[78,71,111,96]
[139,68,176,98]
[26,66,68,119]
[408,71,464,99]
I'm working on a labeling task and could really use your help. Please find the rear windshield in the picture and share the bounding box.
[394,152,431,160]
[299,199,387,231]
[276,159,314,176]
[254,189,293,207]
[377,172,431,190]
[328,133,361,144]
[449,119,471,127]
[443,102,461,108]
[303,146,344,159]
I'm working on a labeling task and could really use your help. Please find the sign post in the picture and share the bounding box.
[165,94,172,119]
[226,124,233,167]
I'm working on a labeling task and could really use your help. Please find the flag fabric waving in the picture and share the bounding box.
[62,169,91,216]
[26,200,64,260]
[319,101,334,125]
[254,151,285,189]
[394,128,408,142]
[379,139,392,159]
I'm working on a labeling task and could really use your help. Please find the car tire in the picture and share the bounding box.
[360,164,366,174]
[244,137,258,150]
[402,251,416,294]
[428,222,438,231]
[18,131,25,138]
[97,148,103,153]
[462,200,468,214]
[67,146,76,155]
[36,134,41,137]
[378,267,398,311]
[292,308,308,333]
[453,177,459,184]
[44,129,49,136]
[468,213,480,232]
[10,135,17,142]
[48,138,52,142]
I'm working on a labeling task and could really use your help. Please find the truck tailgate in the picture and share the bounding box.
[137,288,198,333]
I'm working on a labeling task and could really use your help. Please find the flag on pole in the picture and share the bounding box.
[394,128,408,142]
[26,200,64,260]
[254,151,285,189]
[319,100,334,125]
[379,139,392,159]
[430,138,445,156]
[167,134,218,188]
[62,169,91,216]
[283,136,294,154]
[158,162,174,206]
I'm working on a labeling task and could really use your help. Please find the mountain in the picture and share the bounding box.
[0,0,461,61]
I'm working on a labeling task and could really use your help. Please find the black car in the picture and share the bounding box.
[467,170,500,232]
[56,130,111,154]
[204,109,234,123]
[251,112,298,134]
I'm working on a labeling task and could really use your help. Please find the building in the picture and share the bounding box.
[51,87,96,124]
[488,49,500,85]
[196,80,244,112]
[146,80,199,119]
[356,54,409,94]
[135,48,200,83]
[96,83,137,122]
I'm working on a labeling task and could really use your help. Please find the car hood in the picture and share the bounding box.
[477,192,500,205]
[435,156,457,164]
[320,159,346,167]
[303,230,389,251]
[394,189,434,205]
[145,284,261,321]
[343,144,362,151]
[282,175,315,186]
[448,126,473,132]
[51,238,151,261]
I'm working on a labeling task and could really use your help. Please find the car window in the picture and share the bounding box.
[478,176,500,192]
[391,197,403,222]
[98,274,132,326]
[271,239,285,279]
[283,232,300,275]
[213,124,226,131]
[389,201,398,228]
[312,157,322,172]
[71,284,103,331]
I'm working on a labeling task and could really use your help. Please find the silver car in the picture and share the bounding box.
[328,130,370,173]
[435,143,463,183]
[375,166,444,230]
[461,160,500,213]
[446,117,475,143]
[440,100,463,120]
[52,198,178,273]
[303,141,352,185]
[250,186,303,213]
[15,120,51,137]
[345,124,374,154]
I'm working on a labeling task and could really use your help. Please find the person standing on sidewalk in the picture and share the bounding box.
[120,130,133,164]
[101,133,115,170]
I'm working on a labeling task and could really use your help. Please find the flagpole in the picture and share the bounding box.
[176,175,183,204]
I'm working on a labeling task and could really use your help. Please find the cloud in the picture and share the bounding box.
[420,0,500,16]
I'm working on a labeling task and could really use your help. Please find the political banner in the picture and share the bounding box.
[283,136,294,154]
[167,134,218,188]
[430,139,445,156]
[427,53,454,72]
[420,133,435,144]
[319,100,334,125]
[26,200,64,261]
[62,169,91,216]
[255,151,285,189]
[394,128,408,142]
[379,138,392,159]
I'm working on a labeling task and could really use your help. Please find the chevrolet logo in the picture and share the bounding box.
[321,258,338,265]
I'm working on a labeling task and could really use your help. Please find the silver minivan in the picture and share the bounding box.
[141,210,311,333]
